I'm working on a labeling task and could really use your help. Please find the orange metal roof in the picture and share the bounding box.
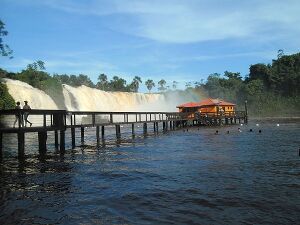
[176,102,199,108]
[176,98,235,108]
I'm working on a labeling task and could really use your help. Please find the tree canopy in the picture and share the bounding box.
[0,19,13,58]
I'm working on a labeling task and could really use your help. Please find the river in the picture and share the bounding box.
[0,119,299,224]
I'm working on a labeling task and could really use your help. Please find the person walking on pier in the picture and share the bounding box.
[13,101,23,128]
[23,100,32,127]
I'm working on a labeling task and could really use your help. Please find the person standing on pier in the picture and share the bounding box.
[13,101,23,128]
[23,100,32,127]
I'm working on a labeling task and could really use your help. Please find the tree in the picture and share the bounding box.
[224,71,242,80]
[158,79,166,92]
[172,81,178,89]
[145,79,155,93]
[130,76,142,92]
[27,60,46,71]
[109,76,127,91]
[277,49,284,59]
[0,82,15,109]
[185,82,192,89]
[0,19,13,58]
[248,63,271,87]
[97,73,108,90]
[77,74,94,87]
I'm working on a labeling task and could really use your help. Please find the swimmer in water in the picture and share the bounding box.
[249,129,253,132]
[227,131,230,134]
[259,129,262,133]
[215,130,219,135]
[238,128,242,132]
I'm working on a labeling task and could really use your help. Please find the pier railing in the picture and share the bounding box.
[66,111,186,128]
[0,110,188,132]
[0,109,67,132]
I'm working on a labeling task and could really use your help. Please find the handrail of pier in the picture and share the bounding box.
[0,109,67,132]
[66,111,186,127]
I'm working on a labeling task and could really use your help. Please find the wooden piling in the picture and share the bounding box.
[132,123,135,135]
[101,126,105,137]
[18,131,25,159]
[116,125,121,137]
[38,131,47,155]
[0,132,2,159]
[143,123,147,133]
[96,126,100,144]
[54,130,58,149]
[60,130,65,153]
[71,127,76,149]
[81,127,84,143]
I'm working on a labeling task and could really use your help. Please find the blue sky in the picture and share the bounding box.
[1,0,299,92]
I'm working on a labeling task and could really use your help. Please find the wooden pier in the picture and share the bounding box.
[0,109,247,159]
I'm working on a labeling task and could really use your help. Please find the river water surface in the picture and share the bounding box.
[0,119,299,224]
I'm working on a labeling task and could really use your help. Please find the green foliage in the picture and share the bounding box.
[202,52,300,116]
[96,73,108,90]
[54,73,95,88]
[0,19,13,58]
[0,79,15,109]
[158,79,166,91]
[145,79,155,92]
[130,76,142,92]
[109,76,128,91]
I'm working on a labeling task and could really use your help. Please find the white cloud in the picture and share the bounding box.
[36,0,300,44]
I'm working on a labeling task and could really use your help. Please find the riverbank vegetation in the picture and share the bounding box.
[0,52,299,116]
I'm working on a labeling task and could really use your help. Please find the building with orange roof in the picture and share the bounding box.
[176,98,236,118]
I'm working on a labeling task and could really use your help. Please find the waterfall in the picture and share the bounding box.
[3,79,177,112]
[62,84,170,112]
[3,79,58,109]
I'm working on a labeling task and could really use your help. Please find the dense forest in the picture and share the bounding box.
[1,51,299,116]
[0,19,299,116]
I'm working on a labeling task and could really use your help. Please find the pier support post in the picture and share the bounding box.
[81,127,84,143]
[60,130,65,153]
[153,122,156,132]
[132,124,135,135]
[225,118,228,125]
[101,126,105,137]
[71,127,76,149]
[0,132,2,160]
[54,130,58,149]
[96,126,100,144]
[18,131,25,159]
[143,123,147,134]
[38,131,47,156]
[116,125,121,138]
[163,122,166,131]
[234,117,237,124]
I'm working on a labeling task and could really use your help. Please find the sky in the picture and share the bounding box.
[1,0,300,92]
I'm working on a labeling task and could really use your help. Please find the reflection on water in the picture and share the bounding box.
[1,120,300,224]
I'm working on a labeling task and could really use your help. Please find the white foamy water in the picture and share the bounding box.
[3,79,178,112]
[4,79,58,109]
[62,84,171,112]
